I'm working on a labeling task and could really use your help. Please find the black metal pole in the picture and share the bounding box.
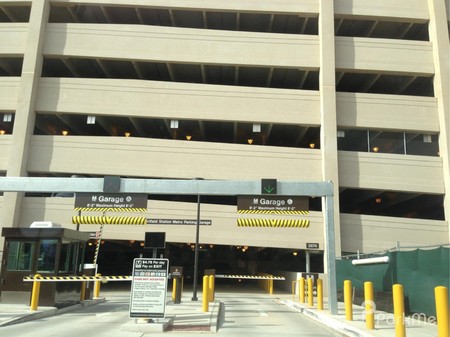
[191,193,201,301]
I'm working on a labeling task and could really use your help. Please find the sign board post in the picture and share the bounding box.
[129,258,169,320]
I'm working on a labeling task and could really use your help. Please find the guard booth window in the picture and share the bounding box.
[37,239,58,273]
[58,241,79,273]
[6,241,36,271]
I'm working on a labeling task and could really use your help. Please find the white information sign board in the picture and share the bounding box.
[129,258,169,318]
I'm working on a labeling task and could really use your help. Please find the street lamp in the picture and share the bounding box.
[191,178,203,301]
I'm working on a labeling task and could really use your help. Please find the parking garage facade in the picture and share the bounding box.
[0,0,449,279]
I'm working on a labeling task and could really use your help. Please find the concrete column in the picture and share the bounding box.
[1,0,50,229]
[428,0,450,240]
[319,0,341,256]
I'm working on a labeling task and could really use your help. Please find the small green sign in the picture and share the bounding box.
[261,179,277,195]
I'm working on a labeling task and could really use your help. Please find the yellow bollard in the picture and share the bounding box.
[269,276,273,295]
[172,278,177,302]
[344,280,353,321]
[30,274,42,311]
[208,275,215,302]
[317,278,323,310]
[435,286,449,337]
[392,284,406,337]
[308,277,314,307]
[299,278,305,303]
[80,280,86,301]
[202,275,209,312]
[93,273,101,299]
[364,281,375,330]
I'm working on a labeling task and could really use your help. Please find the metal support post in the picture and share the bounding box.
[192,191,201,301]
[324,193,338,314]
[305,250,311,273]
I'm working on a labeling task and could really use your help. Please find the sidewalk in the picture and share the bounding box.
[279,295,438,337]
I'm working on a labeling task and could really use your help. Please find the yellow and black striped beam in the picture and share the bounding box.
[72,216,146,225]
[237,210,309,215]
[74,207,147,212]
[24,275,132,282]
[215,274,285,280]
[237,218,310,228]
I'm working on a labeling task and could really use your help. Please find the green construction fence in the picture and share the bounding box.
[336,246,450,317]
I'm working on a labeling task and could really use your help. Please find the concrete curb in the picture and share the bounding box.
[281,300,374,337]
[0,298,106,327]
[209,300,221,332]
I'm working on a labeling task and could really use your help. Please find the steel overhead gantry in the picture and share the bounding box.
[0,177,338,314]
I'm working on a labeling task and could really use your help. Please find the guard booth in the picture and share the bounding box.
[0,222,90,306]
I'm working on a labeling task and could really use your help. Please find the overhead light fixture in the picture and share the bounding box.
[252,123,261,132]
[372,146,379,153]
[423,134,432,143]
[375,197,382,204]
[292,251,298,256]
[337,130,345,138]
[247,138,253,144]
[0,130,5,135]
[87,115,96,124]
[170,120,179,129]
[3,113,12,122]
[186,135,192,140]
[309,142,315,149]
[61,130,69,136]
[352,256,389,265]
[124,132,131,137]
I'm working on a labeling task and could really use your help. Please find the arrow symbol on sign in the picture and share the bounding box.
[264,185,275,194]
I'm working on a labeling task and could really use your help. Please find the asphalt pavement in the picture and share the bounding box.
[0,288,440,336]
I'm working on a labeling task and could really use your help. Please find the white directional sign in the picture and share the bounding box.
[147,219,212,225]
[129,258,169,319]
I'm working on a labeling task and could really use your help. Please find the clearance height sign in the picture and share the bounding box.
[129,258,169,318]
[237,195,309,214]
